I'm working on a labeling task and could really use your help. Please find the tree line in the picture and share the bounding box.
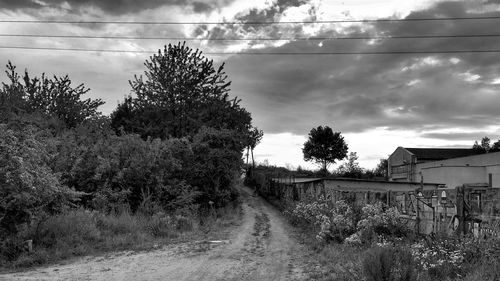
[0,42,261,255]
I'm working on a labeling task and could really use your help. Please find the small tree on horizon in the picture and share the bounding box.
[337,152,364,178]
[473,136,491,153]
[302,125,348,176]
[246,127,263,168]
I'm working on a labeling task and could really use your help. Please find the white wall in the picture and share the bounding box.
[419,166,486,189]
[415,151,500,188]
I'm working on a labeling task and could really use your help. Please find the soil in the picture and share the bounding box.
[0,185,315,281]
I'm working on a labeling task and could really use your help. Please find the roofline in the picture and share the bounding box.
[400,147,415,156]
[325,177,442,186]
[271,177,443,186]
[416,150,500,164]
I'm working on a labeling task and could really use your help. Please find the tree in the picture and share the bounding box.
[491,140,500,152]
[302,126,348,175]
[246,127,263,168]
[337,152,364,178]
[190,127,246,205]
[373,158,389,179]
[111,42,252,140]
[1,62,104,128]
[473,136,491,153]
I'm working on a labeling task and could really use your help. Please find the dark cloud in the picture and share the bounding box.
[0,0,231,14]
[193,0,317,48]
[0,0,43,10]
[225,1,500,138]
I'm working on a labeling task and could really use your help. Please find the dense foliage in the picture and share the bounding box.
[0,44,257,266]
[0,126,79,236]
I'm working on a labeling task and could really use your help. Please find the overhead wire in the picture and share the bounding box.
[2,33,500,41]
[2,15,500,55]
[2,45,500,55]
[1,15,500,25]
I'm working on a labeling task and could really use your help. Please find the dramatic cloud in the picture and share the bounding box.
[0,0,233,15]
[225,0,500,138]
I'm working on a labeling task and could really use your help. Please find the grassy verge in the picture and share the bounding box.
[0,199,242,271]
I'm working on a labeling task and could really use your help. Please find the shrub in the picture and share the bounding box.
[0,125,78,236]
[0,236,25,262]
[288,198,356,242]
[363,246,416,281]
[357,202,409,243]
[409,238,466,280]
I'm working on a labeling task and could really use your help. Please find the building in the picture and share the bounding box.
[388,147,500,189]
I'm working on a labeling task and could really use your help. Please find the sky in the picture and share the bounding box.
[1,0,500,170]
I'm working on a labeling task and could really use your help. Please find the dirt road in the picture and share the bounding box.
[0,186,312,281]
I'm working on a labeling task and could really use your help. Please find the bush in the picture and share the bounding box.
[363,246,416,281]
[357,202,409,244]
[0,125,78,236]
[288,198,356,242]
[0,236,25,262]
[409,239,465,279]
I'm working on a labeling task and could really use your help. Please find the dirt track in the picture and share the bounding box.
[0,186,312,281]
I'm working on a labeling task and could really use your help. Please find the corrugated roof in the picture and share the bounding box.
[404,148,481,161]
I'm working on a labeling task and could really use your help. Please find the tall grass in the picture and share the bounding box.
[1,200,242,270]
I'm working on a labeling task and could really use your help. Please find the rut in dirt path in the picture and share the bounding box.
[0,185,310,281]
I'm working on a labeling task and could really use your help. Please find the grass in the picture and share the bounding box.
[0,199,243,271]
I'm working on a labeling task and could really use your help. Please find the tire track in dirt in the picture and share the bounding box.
[0,185,310,281]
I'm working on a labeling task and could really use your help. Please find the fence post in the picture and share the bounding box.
[456,185,465,236]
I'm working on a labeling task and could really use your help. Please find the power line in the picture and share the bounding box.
[2,33,500,41]
[1,16,500,25]
[2,45,500,55]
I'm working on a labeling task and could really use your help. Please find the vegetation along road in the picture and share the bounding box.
[0,185,312,281]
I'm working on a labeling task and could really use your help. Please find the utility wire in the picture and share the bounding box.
[1,16,500,25]
[2,45,500,55]
[2,33,500,41]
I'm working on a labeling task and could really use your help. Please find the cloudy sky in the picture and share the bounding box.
[1,0,500,170]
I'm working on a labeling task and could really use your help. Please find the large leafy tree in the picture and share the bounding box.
[0,62,104,128]
[111,42,252,141]
[303,125,348,175]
